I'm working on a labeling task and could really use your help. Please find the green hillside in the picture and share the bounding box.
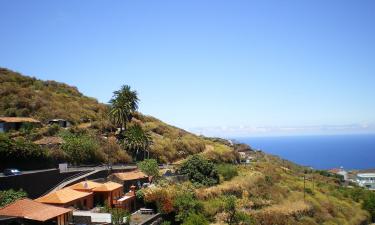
[0,68,236,168]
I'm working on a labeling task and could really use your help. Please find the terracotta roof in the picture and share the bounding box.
[0,117,40,123]
[113,171,148,181]
[0,198,71,222]
[33,137,64,145]
[93,182,123,192]
[35,188,92,204]
[68,181,102,191]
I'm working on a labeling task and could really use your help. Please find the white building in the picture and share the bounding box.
[356,173,375,190]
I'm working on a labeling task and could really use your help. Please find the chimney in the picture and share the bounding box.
[130,185,136,196]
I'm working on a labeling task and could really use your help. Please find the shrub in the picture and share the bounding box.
[0,189,27,207]
[173,188,203,222]
[217,164,238,181]
[60,131,104,164]
[181,213,209,225]
[137,159,159,178]
[179,155,219,186]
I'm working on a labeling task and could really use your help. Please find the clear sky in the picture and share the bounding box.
[1,0,374,136]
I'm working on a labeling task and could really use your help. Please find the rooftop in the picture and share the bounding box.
[0,198,71,222]
[93,181,123,192]
[112,171,148,181]
[0,117,40,123]
[35,188,93,204]
[68,180,102,191]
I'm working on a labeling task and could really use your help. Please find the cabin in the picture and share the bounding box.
[35,188,94,210]
[109,171,149,192]
[0,117,41,132]
[0,198,72,225]
[48,119,71,128]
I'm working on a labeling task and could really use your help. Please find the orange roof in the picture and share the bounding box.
[0,198,71,222]
[93,181,123,192]
[0,117,40,123]
[68,180,102,191]
[33,137,64,145]
[35,188,92,204]
[113,171,148,181]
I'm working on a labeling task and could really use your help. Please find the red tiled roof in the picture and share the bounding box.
[68,181,102,191]
[0,198,71,222]
[93,182,123,192]
[0,117,40,123]
[35,188,92,204]
[112,171,148,181]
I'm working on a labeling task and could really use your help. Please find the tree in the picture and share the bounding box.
[0,189,27,207]
[181,213,209,225]
[137,159,159,178]
[179,155,219,186]
[124,124,152,161]
[173,187,203,222]
[108,85,139,135]
[223,195,253,225]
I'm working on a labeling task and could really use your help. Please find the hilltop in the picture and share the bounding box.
[0,68,236,167]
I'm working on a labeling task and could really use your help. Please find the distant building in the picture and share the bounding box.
[328,167,348,181]
[48,119,71,128]
[0,117,41,132]
[0,198,72,225]
[356,173,375,190]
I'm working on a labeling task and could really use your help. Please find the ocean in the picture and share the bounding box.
[235,134,375,170]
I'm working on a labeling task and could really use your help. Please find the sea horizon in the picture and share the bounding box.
[234,133,375,170]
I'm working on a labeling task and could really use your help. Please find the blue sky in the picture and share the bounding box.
[1,0,374,136]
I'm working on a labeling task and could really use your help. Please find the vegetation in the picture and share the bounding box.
[179,155,219,186]
[123,124,152,161]
[108,84,139,133]
[181,213,209,225]
[217,164,238,181]
[0,189,27,207]
[137,159,159,178]
[0,68,107,123]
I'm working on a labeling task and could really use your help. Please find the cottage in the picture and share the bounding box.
[48,119,71,128]
[0,117,41,132]
[35,188,94,210]
[68,180,123,207]
[109,171,149,192]
[0,198,72,225]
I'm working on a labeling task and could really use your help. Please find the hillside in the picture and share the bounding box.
[1,68,373,225]
[0,68,236,167]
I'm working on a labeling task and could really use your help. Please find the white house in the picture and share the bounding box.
[356,173,375,190]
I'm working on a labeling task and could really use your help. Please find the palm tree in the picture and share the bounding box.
[108,85,139,136]
[123,124,152,161]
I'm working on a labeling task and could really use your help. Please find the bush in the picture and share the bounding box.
[217,164,238,181]
[173,188,203,222]
[60,131,104,164]
[181,213,209,225]
[179,155,219,186]
[137,159,159,178]
[363,191,375,222]
[0,189,27,207]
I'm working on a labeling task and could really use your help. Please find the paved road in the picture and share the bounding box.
[0,165,137,177]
